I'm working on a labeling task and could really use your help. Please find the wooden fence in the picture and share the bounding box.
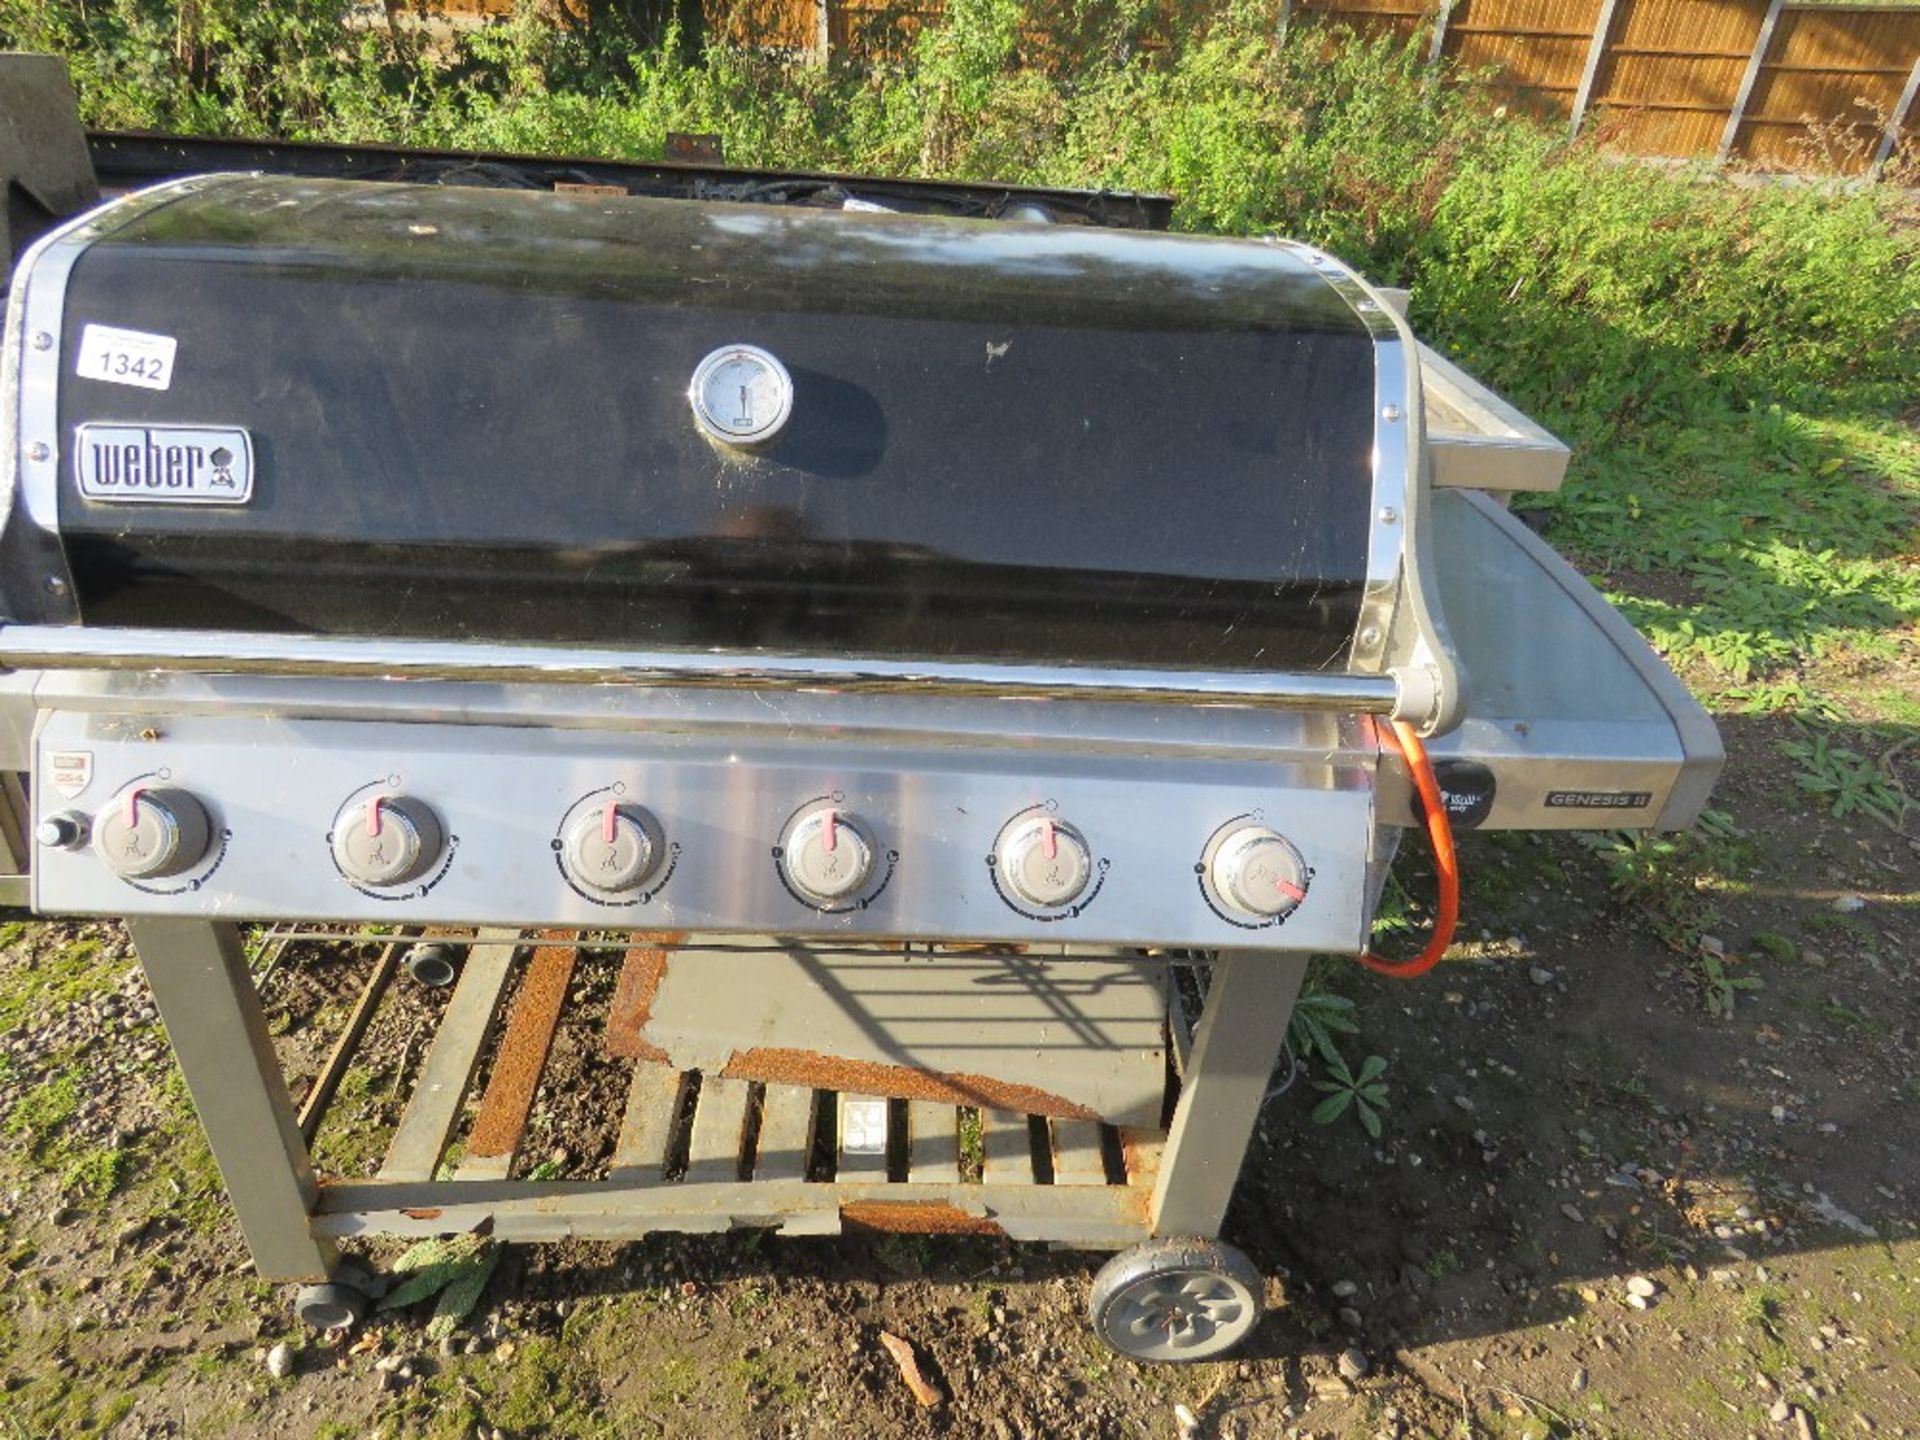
[1295,0,1920,173]
[434,0,1920,174]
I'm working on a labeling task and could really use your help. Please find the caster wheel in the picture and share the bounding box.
[294,1262,377,1331]
[1089,1238,1264,1363]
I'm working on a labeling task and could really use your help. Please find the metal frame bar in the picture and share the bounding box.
[0,624,1405,715]
[1718,0,1788,165]
[121,923,1317,1283]
[1569,0,1626,138]
[124,918,337,1280]
[1427,0,1455,65]
[1150,952,1309,1238]
[1870,55,1920,179]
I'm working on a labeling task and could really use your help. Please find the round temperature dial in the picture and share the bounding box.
[560,803,662,896]
[1208,825,1309,920]
[689,344,793,448]
[777,803,874,908]
[995,814,1093,910]
[331,794,445,888]
[94,785,212,880]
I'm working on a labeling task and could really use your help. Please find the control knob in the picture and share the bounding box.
[93,785,212,880]
[332,794,444,888]
[995,814,1092,909]
[778,803,874,907]
[1209,825,1308,919]
[560,803,661,895]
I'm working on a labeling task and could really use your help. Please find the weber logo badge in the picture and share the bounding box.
[74,424,253,504]
[49,751,93,799]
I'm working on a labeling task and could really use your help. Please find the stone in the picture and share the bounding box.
[266,1343,295,1379]
[1626,1276,1658,1299]
[1570,1367,1589,1394]
[1330,1280,1359,1299]
[1338,1349,1369,1382]
[1528,966,1554,987]
[1769,1399,1792,1423]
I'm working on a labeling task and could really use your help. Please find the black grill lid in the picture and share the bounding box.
[50,175,1380,670]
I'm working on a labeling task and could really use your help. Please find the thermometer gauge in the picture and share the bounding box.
[689,344,794,448]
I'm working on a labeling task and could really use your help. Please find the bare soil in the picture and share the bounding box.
[0,710,1915,1440]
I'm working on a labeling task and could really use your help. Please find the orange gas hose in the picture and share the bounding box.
[1357,718,1459,979]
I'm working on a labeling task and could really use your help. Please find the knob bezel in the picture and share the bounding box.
[1199,820,1311,926]
[991,812,1095,913]
[558,802,664,898]
[93,785,213,881]
[330,794,445,890]
[775,800,878,911]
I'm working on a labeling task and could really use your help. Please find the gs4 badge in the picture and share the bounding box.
[73,424,253,505]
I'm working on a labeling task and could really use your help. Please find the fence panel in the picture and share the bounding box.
[1732,4,1920,170]
[1443,0,1604,119]
[1587,0,1766,155]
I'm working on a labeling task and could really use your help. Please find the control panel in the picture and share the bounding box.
[30,713,1375,951]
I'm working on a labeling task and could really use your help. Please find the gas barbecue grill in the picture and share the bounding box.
[0,57,1719,1362]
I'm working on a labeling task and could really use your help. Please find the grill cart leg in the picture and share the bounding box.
[1149,949,1308,1239]
[125,918,339,1282]
[1085,950,1305,1361]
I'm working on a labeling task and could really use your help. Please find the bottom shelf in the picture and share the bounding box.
[296,929,1170,1249]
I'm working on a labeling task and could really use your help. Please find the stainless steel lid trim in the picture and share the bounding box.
[1270,239,1462,735]
[0,625,1407,714]
[5,174,247,625]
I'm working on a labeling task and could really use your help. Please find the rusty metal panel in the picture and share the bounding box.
[604,937,680,1062]
[1119,1127,1165,1189]
[637,941,1168,1128]
[462,935,578,1169]
[379,928,521,1182]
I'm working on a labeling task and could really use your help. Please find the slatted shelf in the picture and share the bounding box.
[304,928,1169,1246]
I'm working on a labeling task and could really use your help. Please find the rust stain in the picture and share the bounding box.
[840,1201,1005,1237]
[401,1208,444,1220]
[1117,1127,1165,1188]
[604,935,683,1063]
[722,1047,1097,1121]
[464,932,578,1160]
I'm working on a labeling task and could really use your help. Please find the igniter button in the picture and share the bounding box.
[93,785,211,880]
[36,812,89,851]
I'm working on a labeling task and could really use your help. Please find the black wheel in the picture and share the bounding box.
[1089,1238,1264,1363]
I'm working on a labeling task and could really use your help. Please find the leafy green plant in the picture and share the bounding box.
[1310,1051,1391,1139]
[1698,953,1763,1019]
[1781,730,1909,828]
[377,1234,502,1340]
[1288,980,1361,1067]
